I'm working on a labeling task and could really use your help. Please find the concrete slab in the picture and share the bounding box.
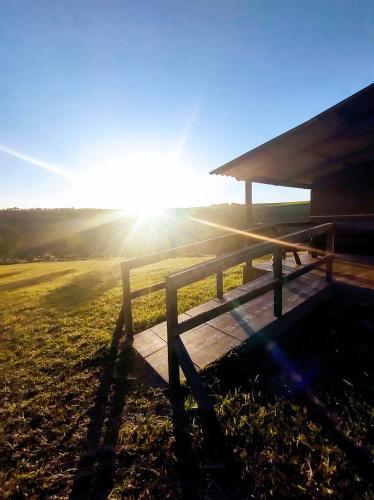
[133,329,166,358]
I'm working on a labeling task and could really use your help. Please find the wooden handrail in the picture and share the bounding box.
[121,221,310,334]
[165,223,334,393]
[167,223,332,290]
[122,222,289,270]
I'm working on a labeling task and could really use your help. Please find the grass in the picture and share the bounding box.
[0,258,373,498]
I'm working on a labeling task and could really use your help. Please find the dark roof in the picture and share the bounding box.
[210,83,374,188]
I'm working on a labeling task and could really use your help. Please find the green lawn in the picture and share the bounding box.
[0,258,373,498]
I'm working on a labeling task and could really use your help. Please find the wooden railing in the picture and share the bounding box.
[120,221,309,335]
[165,223,334,398]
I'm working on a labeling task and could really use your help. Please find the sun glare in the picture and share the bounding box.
[72,149,226,211]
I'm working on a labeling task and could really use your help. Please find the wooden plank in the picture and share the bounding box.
[150,313,192,341]
[182,324,241,369]
[131,281,165,299]
[175,279,277,336]
[133,329,166,358]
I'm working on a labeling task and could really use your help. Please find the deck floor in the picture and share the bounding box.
[133,254,374,382]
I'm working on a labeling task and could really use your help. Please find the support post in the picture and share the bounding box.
[245,179,253,226]
[326,224,335,282]
[166,278,181,392]
[216,269,223,299]
[273,246,283,318]
[243,180,253,284]
[121,262,133,336]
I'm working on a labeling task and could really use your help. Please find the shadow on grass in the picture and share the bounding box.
[45,271,120,310]
[204,283,374,483]
[69,283,374,497]
[69,309,243,499]
[170,389,247,498]
[69,312,167,500]
[0,270,25,280]
[0,269,75,292]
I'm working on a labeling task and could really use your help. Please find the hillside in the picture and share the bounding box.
[0,202,310,260]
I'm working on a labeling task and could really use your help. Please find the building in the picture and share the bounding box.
[210,84,374,253]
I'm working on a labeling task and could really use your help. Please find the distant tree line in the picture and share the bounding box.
[0,202,310,262]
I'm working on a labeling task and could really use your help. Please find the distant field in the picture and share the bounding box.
[0,201,310,261]
[1,257,373,498]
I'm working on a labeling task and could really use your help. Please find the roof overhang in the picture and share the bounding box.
[210,83,374,188]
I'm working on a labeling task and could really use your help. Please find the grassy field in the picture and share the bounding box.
[0,257,373,498]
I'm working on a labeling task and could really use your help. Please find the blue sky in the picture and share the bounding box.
[1,0,374,209]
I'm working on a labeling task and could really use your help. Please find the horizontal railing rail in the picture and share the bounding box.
[165,223,335,393]
[166,223,331,290]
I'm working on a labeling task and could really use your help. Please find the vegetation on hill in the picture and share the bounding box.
[0,202,310,261]
[0,257,373,498]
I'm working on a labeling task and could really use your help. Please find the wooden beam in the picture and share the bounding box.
[292,250,302,265]
[245,180,253,225]
[121,262,133,336]
[168,223,334,290]
[166,280,180,392]
[216,269,223,299]
[122,222,277,270]
[243,180,253,284]
[130,281,165,299]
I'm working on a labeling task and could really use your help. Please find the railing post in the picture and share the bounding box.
[165,277,181,392]
[243,261,253,284]
[121,262,133,336]
[273,246,283,318]
[326,224,335,282]
[216,269,223,299]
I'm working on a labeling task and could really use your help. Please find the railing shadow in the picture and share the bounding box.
[170,384,249,498]
[300,391,374,481]
[0,269,75,292]
[213,290,374,483]
[68,312,165,500]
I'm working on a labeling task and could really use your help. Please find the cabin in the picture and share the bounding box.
[121,84,374,413]
[211,83,374,254]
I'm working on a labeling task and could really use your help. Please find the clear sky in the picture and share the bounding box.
[1,0,374,211]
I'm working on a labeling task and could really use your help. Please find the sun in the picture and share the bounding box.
[76,148,224,211]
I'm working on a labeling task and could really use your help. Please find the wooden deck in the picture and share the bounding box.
[133,254,374,382]
[129,254,342,381]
